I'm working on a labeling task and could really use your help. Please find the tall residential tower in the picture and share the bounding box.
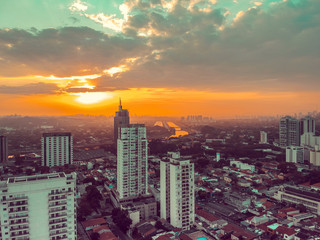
[160,152,195,230]
[117,124,148,199]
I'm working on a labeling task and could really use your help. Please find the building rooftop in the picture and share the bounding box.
[7,172,66,184]
[283,186,320,201]
[43,132,71,137]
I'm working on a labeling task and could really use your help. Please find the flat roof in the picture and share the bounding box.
[7,172,66,184]
[284,186,320,202]
[43,132,71,137]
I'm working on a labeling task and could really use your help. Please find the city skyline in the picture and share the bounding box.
[1,0,320,117]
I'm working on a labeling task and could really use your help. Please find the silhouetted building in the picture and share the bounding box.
[0,136,8,163]
[114,98,129,144]
[41,132,73,167]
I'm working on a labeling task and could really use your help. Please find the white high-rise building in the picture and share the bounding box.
[279,116,300,147]
[286,146,304,164]
[160,153,194,230]
[300,116,315,136]
[259,131,268,144]
[42,132,73,167]
[0,172,77,240]
[117,124,148,199]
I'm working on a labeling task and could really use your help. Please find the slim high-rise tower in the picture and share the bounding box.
[117,124,148,199]
[114,98,130,144]
[0,136,8,163]
[42,132,73,167]
[279,116,300,147]
[0,172,77,240]
[160,152,195,230]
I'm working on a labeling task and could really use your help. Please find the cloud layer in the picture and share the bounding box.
[0,0,320,95]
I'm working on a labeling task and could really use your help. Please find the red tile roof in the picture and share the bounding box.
[82,218,107,228]
[196,209,220,222]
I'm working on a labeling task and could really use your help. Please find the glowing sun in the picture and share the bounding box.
[74,92,112,104]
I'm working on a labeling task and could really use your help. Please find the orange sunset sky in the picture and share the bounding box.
[0,0,319,117]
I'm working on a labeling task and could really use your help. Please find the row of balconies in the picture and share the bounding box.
[49,218,67,225]
[10,225,29,232]
[49,201,67,208]
[49,207,66,214]
[9,213,28,220]
[10,230,29,237]
[49,213,67,220]
[9,207,28,213]
[49,229,68,237]
[49,223,67,231]
[10,219,28,226]
[49,196,67,201]
[8,201,28,207]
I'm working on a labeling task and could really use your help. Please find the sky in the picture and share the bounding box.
[0,0,319,117]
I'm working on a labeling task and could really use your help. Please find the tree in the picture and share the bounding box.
[296,203,307,213]
[112,208,132,233]
[90,232,100,240]
[78,198,93,219]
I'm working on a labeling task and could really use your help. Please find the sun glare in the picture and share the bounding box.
[74,92,112,104]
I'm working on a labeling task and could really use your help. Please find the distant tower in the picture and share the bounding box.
[300,116,315,135]
[260,131,268,144]
[41,132,73,167]
[279,116,300,147]
[0,136,8,163]
[160,152,195,230]
[114,98,130,144]
[117,124,148,199]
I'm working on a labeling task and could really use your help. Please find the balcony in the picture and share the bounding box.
[9,207,28,213]
[10,220,29,226]
[49,207,66,214]
[9,214,28,220]
[9,201,28,207]
[49,196,67,202]
[49,224,67,231]
[49,213,67,220]
[49,201,67,208]
[49,218,67,225]
[10,231,29,238]
[10,225,29,232]
[49,191,70,197]
[49,229,68,237]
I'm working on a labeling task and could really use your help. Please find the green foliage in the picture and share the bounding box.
[149,139,177,155]
[90,232,100,240]
[112,208,132,233]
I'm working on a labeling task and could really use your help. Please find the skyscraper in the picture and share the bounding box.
[117,124,148,199]
[0,172,77,240]
[160,152,195,230]
[42,132,73,167]
[279,116,300,147]
[300,116,315,135]
[114,98,129,144]
[0,136,8,163]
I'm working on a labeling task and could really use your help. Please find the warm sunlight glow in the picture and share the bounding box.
[73,92,112,104]
[103,65,129,77]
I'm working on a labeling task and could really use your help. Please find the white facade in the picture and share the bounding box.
[117,124,148,199]
[286,146,304,164]
[279,116,300,148]
[260,131,268,144]
[301,132,320,147]
[310,146,320,166]
[0,172,77,240]
[42,132,73,167]
[160,153,194,230]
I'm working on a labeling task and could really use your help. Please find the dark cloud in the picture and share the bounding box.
[0,82,59,95]
[0,27,148,77]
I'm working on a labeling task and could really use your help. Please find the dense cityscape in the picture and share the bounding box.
[1,101,320,240]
